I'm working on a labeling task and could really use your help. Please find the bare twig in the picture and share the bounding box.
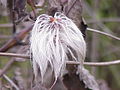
[0,59,15,77]
[0,24,13,27]
[66,0,78,15]
[90,0,99,76]
[0,35,11,39]
[0,52,29,59]
[87,18,120,23]
[87,28,120,41]
[0,25,33,52]
[0,52,120,66]
[83,1,115,34]
[67,61,120,66]
[0,46,29,77]
[27,0,36,18]
[12,0,16,33]
[3,74,20,90]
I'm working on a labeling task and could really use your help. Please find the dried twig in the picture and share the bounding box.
[0,25,33,52]
[0,52,120,66]
[27,0,36,18]
[87,28,120,41]
[83,1,115,34]
[3,74,20,90]
[12,0,16,33]
[67,61,120,66]
[0,35,11,39]
[0,46,29,78]
[66,0,78,15]
[87,18,120,23]
[0,23,13,27]
[0,52,29,59]
[0,59,15,77]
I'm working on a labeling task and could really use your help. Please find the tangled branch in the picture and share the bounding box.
[0,52,120,66]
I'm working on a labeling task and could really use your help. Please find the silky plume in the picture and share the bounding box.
[30,12,99,90]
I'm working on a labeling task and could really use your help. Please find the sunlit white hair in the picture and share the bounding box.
[30,12,86,85]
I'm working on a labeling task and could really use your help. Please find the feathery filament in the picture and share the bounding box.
[30,12,86,85]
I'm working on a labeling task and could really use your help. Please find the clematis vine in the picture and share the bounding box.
[30,12,98,90]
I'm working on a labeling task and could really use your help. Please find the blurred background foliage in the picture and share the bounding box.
[0,0,120,90]
[84,0,120,90]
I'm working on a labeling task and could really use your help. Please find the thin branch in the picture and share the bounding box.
[0,46,29,77]
[0,52,120,66]
[67,61,120,66]
[66,0,78,15]
[0,59,15,77]
[87,18,120,23]
[0,25,33,52]
[0,24,13,28]
[12,0,16,33]
[27,0,36,18]
[3,74,20,90]
[0,35,11,39]
[0,52,29,59]
[87,28,120,41]
[83,1,115,34]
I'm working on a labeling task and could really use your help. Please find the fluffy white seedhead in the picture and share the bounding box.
[30,12,86,83]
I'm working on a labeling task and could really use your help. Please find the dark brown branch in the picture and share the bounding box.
[0,52,120,66]
[0,25,33,52]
